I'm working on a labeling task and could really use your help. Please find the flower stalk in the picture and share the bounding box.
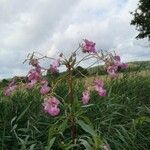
[4,39,128,149]
[67,60,77,149]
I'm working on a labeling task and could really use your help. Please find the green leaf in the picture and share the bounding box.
[11,116,17,126]
[79,139,93,150]
[81,104,94,108]
[47,137,56,150]
[66,144,78,150]
[10,124,18,132]
[77,119,96,137]
[29,144,36,150]
[16,101,32,122]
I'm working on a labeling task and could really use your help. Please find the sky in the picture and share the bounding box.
[0,0,150,79]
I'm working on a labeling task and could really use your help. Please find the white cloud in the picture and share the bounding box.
[0,0,149,79]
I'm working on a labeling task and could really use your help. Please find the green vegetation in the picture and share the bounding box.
[88,61,150,76]
[0,61,150,149]
[131,0,150,40]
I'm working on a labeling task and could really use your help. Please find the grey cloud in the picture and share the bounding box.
[0,0,80,79]
[46,0,149,62]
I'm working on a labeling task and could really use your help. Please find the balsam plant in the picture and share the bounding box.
[4,39,127,149]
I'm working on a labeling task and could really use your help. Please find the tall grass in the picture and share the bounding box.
[0,70,150,149]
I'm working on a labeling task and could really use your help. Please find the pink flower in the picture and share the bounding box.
[107,65,118,78]
[106,55,128,78]
[82,39,96,53]
[94,79,107,97]
[114,55,121,62]
[40,80,49,85]
[98,87,107,97]
[47,106,60,117]
[40,85,50,94]
[113,55,128,69]
[48,97,60,106]
[94,79,104,90]
[43,97,60,116]
[50,59,60,73]
[113,56,122,66]
[40,80,50,94]
[28,69,41,81]
[82,90,90,105]
[26,80,37,89]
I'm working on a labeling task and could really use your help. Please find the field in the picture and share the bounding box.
[0,61,150,150]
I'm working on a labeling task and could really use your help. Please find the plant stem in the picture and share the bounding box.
[68,66,77,150]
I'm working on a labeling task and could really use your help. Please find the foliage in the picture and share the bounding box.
[0,69,150,149]
[131,0,150,40]
[0,38,149,149]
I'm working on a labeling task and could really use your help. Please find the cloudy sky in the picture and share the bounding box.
[0,0,150,79]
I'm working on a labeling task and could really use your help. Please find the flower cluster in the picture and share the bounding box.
[4,39,128,118]
[107,55,128,78]
[95,79,106,97]
[40,80,51,94]
[26,58,53,95]
[50,59,60,73]
[27,59,42,89]
[82,39,96,53]
[82,90,90,104]
[81,79,107,105]
[43,97,60,116]
[25,57,60,116]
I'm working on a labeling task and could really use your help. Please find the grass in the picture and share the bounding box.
[0,63,150,149]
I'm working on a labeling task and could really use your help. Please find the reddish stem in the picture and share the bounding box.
[68,66,77,150]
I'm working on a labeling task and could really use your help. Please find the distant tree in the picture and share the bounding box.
[1,79,9,87]
[131,0,150,40]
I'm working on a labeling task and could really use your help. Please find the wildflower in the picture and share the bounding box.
[94,79,107,97]
[113,55,128,69]
[113,55,122,66]
[106,54,128,78]
[47,106,60,116]
[26,80,37,89]
[48,97,60,106]
[114,55,121,62]
[40,80,49,85]
[98,87,107,97]
[50,59,60,73]
[40,80,50,94]
[82,39,96,53]
[43,97,60,116]
[82,90,90,104]
[28,69,41,81]
[95,79,104,89]
[107,65,118,78]
[40,85,50,94]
